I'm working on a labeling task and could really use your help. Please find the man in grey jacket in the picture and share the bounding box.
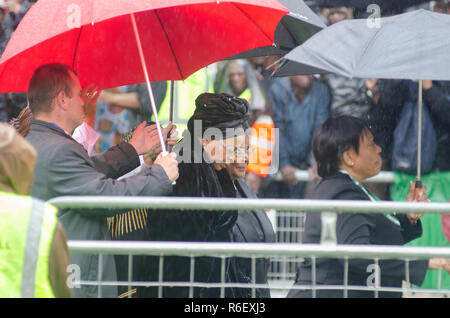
[26,63,179,298]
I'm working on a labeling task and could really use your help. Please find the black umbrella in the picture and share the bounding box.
[226,0,326,59]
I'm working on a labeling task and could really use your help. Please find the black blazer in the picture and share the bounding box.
[226,179,276,298]
[288,172,428,298]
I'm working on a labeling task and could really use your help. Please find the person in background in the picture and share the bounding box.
[319,7,373,120]
[214,59,267,125]
[433,0,449,14]
[288,116,450,298]
[98,82,167,133]
[266,74,330,199]
[215,59,276,195]
[0,123,71,298]
[154,67,215,136]
[0,7,12,57]
[0,0,34,122]
[92,87,132,153]
[1,0,34,32]
[365,0,450,288]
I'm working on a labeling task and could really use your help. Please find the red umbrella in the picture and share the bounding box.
[0,0,288,154]
[0,0,288,91]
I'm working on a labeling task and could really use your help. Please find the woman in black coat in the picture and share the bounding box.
[137,93,275,298]
[288,116,450,298]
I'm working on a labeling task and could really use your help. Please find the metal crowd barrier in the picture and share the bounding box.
[49,196,449,214]
[267,169,393,281]
[48,196,450,298]
[67,241,450,298]
[270,169,394,280]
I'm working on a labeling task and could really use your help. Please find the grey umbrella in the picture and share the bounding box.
[226,0,326,59]
[274,9,450,190]
[275,9,450,79]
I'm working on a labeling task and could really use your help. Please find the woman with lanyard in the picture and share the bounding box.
[288,116,450,298]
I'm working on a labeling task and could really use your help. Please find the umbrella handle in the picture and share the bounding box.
[167,80,175,153]
[130,13,167,155]
[414,179,423,200]
[160,150,176,185]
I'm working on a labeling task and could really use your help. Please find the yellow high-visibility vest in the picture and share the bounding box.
[247,115,275,178]
[153,68,213,136]
[238,88,252,104]
[236,88,275,178]
[0,191,58,298]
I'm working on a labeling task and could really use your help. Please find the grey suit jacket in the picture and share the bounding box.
[27,120,173,298]
[228,179,275,298]
[234,179,275,244]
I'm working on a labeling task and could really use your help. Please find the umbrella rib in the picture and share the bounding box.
[72,25,83,70]
[230,2,274,44]
[153,10,184,80]
[278,18,297,51]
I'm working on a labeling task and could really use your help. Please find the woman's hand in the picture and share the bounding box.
[308,163,321,182]
[280,165,299,185]
[405,181,428,224]
[428,258,450,274]
[164,122,179,147]
[81,84,100,127]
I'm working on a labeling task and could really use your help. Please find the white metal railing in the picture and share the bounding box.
[67,241,450,298]
[68,240,450,260]
[48,196,450,214]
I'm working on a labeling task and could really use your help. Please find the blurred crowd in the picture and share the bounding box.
[0,0,36,122]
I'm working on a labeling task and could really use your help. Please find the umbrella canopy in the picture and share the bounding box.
[0,0,288,94]
[274,9,450,81]
[226,0,326,59]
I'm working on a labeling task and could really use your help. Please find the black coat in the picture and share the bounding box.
[287,172,428,298]
[137,158,275,298]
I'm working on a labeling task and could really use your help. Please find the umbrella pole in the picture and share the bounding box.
[170,80,174,123]
[415,79,423,199]
[167,80,175,152]
[130,13,168,156]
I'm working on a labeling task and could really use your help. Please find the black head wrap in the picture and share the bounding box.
[187,93,249,140]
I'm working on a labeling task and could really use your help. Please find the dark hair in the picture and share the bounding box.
[187,93,249,140]
[27,63,78,115]
[313,116,371,178]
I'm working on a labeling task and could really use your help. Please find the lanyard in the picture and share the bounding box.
[339,170,401,227]
[49,123,68,135]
